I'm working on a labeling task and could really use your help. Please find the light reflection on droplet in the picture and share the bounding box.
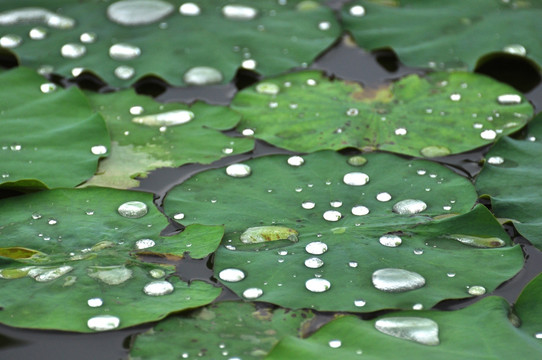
[392,199,427,215]
[135,239,155,250]
[40,83,57,93]
[80,32,97,43]
[497,94,522,105]
[0,34,22,48]
[29,27,47,40]
[107,0,174,26]
[328,339,341,348]
[109,43,141,60]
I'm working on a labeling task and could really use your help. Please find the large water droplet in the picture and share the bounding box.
[467,285,486,296]
[107,0,174,26]
[28,265,73,282]
[109,43,141,60]
[243,287,263,299]
[305,278,331,292]
[343,172,369,186]
[497,94,522,105]
[302,201,315,210]
[304,257,324,269]
[420,145,451,157]
[287,155,304,166]
[323,210,342,222]
[118,201,148,218]
[354,299,366,307]
[218,268,245,282]
[256,82,280,95]
[80,32,97,43]
[395,128,407,136]
[183,66,223,85]
[87,298,104,307]
[114,65,135,80]
[0,34,22,48]
[376,192,392,202]
[480,129,497,140]
[226,163,251,178]
[132,110,194,127]
[61,43,86,58]
[222,5,258,20]
[351,205,369,216]
[328,339,341,348]
[87,315,120,331]
[349,5,366,16]
[240,226,298,244]
[305,241,328,255]
[135,238,156,249]
[0,8,76,29]
[143,280,174,296]
[392,199,427,215]
[40,82,57,93]
[330,201,342,208]
[91,145,108,155]
[179,3,201,16]
[375,317,439,346]
[87,265,133,285]
[29,27,47,40]
[372,268,426,293]
[487,156,504,165]
[502,44,526,56]
[446,234,505,248]
[379,234,402,247]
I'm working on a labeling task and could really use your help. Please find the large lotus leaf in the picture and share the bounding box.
[0,67,109,190]
[164,151,524,312]
[342,0,542,71]
[0,0,339,87]
[0,187,222,332]
[476,113,542,249]
[130,301,314,359]
[82,89,253,189]
[231,70,532,157]
[266,276,542,360]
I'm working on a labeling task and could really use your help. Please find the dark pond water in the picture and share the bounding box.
[1,32,542,360]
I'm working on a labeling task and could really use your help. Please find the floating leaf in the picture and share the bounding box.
[83,89,253,189]
[0,0,339,86]
[0,187,222,332]
[164,151,524,312]
[342,0,542,70]
[130,301,314,359]
[231,70,532,156]
[476,113,542,250]
[0,67,109,190]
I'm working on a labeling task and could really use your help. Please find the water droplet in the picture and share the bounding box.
[306,79,317,86]
[31,213,42,220]
[240,226,298,244]
[534,332,542,339]
[222,5,257,20]
[447,234,505,248]
[0,8,75,28]
[183,66,223,85]
[323,210,342,222]
[305,278,331,292]
[37,65,54,75]
[413,248,424,255]
[305,241,328,255]
[241,59,257,69]
[29,27,47,40]
[375,317,439,345]
[502,44,526,56]
[330,201,342,208]
[301,201,315,210]
[256,82,280,95]
[287,156,304,166]
[354,299,366,307]
[395,128,407,136]
[179,2,201,16]
[450,93,461,101]
[87,298,103,307]
[412,303,424,310]
[243,287,263,299]
[10,144,22,151]
[132,110,194,127]
[40,82,57,93]
[467,285,486,296]
[349,205,369,216]
[135,239,155,250]
[0,34,22,48]
[480,129,497,140]
[91,145,108,155]
[87,315,120,331]
[80,32,97,43]
[222,147,234,154]
[173,212,185,220]
[109,43,141,60]
[372,268,426,293]
[348,261,358,268]
[118,201,148,218]
[218,268,245,282]
[497,94,522,105]
[28,265,73,282]
[343,172,369,186]
[114,65,135,80]
[376,192,392,202]
[225,163,251,178]
[304,257,324,269]
[346,108,359,116]
[379,234,402,247]
[447,272,456,278]
[143,280,174,296]
[443,205,452,211]
[107,0,174,25]
[350,5,366,16]
[242,128,254,136]
[72,67,84,77]
[150,268,166,278]
[328,339,341,348]
[61,43,86,58]
[393,199,427,215]
[88,265,133,285]
[318,21,331,31]
[347,155,367,167]
[420,145,451,157]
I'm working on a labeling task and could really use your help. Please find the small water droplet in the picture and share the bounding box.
[347,156,367,167]
[72,67,84,77]
[346,108,359,116]
[107,0,174,25]
[420,145,451,157]
[242,287,263,299]
[497,94,522,105]
[304,257,324,269]
[225,163,251,178]
[323,210,342,222]
[354,299,366,307]
[318,21,331,31]
[80,32,97,43]
[256,82,280,95]
[343,172,369,186]
[486,156,504,165]
[287,156,304,166]
[179,2,201,16]
[447,272,456,278]
[467,285,486,296]
[61,43,86,58]
[372,268,426,293]
[183,66,223,85]
[150,268,166,278]
[350,5,366,16]
[114,65,135,80]
[480,129,497,140]
[450,93,461,101]
[222,5,257,20]
[242,128,254,136]
[118,201,148,218]
[305,278,331,292]
[376,192,392,202]
[502,44,526,56]
[306,79,317,86]
[47,218,58,225]
[375,317,439,345]
[31,213,42,220]
[222,147,234,154]
[109,43,141,60]
[173,212,185,220]
[10,144,22,151]
[87,298,103,307]
[135,239,155,250]
[87,315,120,331]
[413,248,424,255]
[302,201,315,210]
[218,268,245,282]
[348,261,358,268]
[132,110,194,127]
[40,82,57,93]
[395,128,407,136]
[305,241,328,255]
[330,200,342,208]
[29,27,47,40]
[0,34,22,48]
[534,332,542,339]
[412,303,424,310]
[91,145,108,155]
[351,205,369,216]
[242,59,257,69]
[379,234,402,247]
[328,339,341,348]
[143,280,174,296]
[37,65,54,76]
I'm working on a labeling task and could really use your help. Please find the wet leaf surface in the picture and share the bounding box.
[164,151,524,312]
[0,67,109,190]
[0,187,222,332]
[231,70,532,156]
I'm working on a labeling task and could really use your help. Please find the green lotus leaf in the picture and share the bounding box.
[130,301,314,359]
[164,151,524,312]
[0,187,222,332]
[231,70,532,156]
[266,275,542,359]
[0,67,109,190]
[476,113,542,249]
[0,0,339,87]
[342,0,542,71]
[82,89,254,189]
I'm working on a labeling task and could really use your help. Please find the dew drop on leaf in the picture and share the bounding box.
[420,145,451,157]
[87,315,120,331]
[179,2,201,16]
[467,285,486,296]
[87,298,104,308]
[328,339,341,348]
[347,155,367,166]
[392,199,427,215]
[394,128,407,136]
[118,201,148,218]
[497,94,522,105]
[351,205,369,216]
[287,155,305,166]
[450,93,461,101]
[256,82,280,95]
[242,59,257,69]
[135,239,155,250]
[349,5,366,16]
[222,5,258,20]
[305,278,331,292]
[183,66,223,85]
[143,280,174,296]
[225,163,251,178]
[375,317,439,346]
[60,43,86,59]
[446,234,505,248]
[379,234,402,247]
[354,299,366,307]
[372,268,426,293]
[29,27,47,40]
[330,201,342,208]
[114,65,135,80]
[91,145,108,155]
[343,172,369,186]
[218,268,245,282]
[87,265,133,285]
[132,110,194,127]
[480,129,497,140]
[40,83,57,93]
[502,44,526,56]
[109,43,141,60]
[304,257,324,269]
[107,0,174,26]
[302,201,315,210]
[305,241,328,255]
[376,192,392,202]
[80,32,97,44]
[242,287,263,299]
[323,210,342,222]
